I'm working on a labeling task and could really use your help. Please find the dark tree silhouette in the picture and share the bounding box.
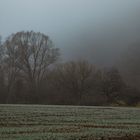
[120,42,140,89]
[102,67,125,104]
[50,61,94,104]
[0,32,139,105]
[3,31,59,103]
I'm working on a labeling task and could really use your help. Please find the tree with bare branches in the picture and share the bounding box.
[51,60,94,104]
[4,31,59,102]
[102,67,125,104]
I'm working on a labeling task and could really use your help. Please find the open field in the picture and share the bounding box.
[0,105,140,140]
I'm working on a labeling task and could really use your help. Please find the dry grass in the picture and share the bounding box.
[0,105,140,140]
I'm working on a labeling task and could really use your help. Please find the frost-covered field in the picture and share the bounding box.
[0,105,140,140]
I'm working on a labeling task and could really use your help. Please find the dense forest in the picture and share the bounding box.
[0,31,140,106]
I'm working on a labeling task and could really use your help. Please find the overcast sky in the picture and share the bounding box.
[0,0,140,66]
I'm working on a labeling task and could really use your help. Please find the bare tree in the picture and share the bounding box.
[51,60,94,104]
[119,42,140,89]
[102,67,125,104]
[0,36,6,103]
[3,35,20,103]
[4,31,59,102]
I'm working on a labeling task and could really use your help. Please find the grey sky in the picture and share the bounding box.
[0,0,140,66]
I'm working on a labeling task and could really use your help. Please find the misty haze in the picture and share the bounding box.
[0,0,140,140]
[1,0,140,66]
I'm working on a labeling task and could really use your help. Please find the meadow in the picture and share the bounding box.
[0,105,140,140]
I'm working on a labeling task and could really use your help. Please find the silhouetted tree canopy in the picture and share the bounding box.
[0,31,139,106]
[120,42,140,89]
[3,31,59,103]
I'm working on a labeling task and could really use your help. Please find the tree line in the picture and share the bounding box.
[0,31,139,106]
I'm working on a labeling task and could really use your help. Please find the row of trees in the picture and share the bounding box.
[0,31,139,106]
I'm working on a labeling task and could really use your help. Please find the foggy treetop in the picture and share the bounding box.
[0,0,140,66]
